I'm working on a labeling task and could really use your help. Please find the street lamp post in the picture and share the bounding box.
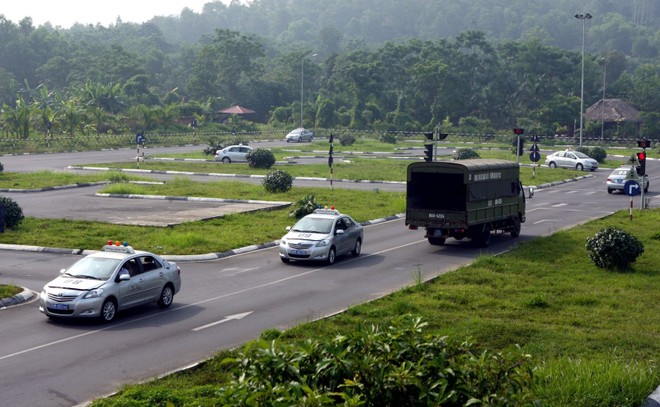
[300,53,318,128]
[575,12,592,147]
[600,57,606,141]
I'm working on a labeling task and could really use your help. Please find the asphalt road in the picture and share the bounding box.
[0,147,657,407]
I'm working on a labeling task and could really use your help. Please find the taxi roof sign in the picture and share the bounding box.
[102,244,135,254]
[313,208,340,215]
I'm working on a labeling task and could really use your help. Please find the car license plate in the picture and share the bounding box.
[290,249,308,255]
[48,302,69,310]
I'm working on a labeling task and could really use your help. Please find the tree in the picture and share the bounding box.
[188,29,265,102]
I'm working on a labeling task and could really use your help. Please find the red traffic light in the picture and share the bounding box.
[637,151,646,161]
[513,128,524,135]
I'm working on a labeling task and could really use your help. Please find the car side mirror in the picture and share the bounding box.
[118,272,130,282]
[528,187,535,199]
[59,268,66,274]
[335,229,345,235]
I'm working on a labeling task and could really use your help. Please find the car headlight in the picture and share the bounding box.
[316,239,330,248]
[83,288,104,299]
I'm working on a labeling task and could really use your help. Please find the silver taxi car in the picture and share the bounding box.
[545,150,599,171]
[39,242,182,322]
[279,208,363,265]
[607,165,649,194]
[215,144,253,163]
[285,128,314,142]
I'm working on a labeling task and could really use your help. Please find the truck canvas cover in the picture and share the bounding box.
[407,159,521,211]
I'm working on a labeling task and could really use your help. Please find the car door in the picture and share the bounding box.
[238,146,251,161]
[333,217,352,255]
[564,152,578,168]
[116,258,146,308]
[136,255,165,301]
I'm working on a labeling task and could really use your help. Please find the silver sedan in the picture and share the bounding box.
[279,208,363,265]
[39,242,182,322]
[215,145,253,163]
[544,150,599,171]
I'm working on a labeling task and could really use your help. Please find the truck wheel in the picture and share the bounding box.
[473,225,491,247]
[510,217,521,238]
[428,237,446,245]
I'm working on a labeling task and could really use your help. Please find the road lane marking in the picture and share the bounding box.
[193,312,253,331]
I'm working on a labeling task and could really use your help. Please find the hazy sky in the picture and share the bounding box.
[1,0,223,28]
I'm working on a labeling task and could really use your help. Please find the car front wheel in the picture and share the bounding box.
[157,285,174,308]
[576,163,584,171]
[100,298,117,322]
[326,247,336,265]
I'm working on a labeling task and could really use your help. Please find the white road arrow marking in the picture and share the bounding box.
[192,311,253,332]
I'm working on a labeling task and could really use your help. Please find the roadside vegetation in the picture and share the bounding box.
[0,170,145,190]
[0,284,22,299]
[89,209,660,406]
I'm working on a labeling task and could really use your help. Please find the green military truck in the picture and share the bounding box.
[405,159,531,247]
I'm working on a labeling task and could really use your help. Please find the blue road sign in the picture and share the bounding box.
[624,180,640,196]
[529,151,541,162]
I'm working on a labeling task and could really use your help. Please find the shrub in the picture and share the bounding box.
[379,132,398,144]
[339,134,356,146]
[576,146,590,156]
[211,315,535,405]
[263,170,292,193]
[586,227,644,270]
[0,161,3,173]
[589,146,607,163]
[0,196,24,230]
[453,148,481,160]
[203,137,224,156]
[246,148,276,169]
[289,194,321,218]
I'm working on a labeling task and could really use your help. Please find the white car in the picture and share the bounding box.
[285,128,314,142]
[215,145,253,163]
[544,150,599,171]
[279,208,363,265]
[39,242,181,322]
[606,165,649,194]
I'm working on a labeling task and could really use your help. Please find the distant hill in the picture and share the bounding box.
[148,0,658,57]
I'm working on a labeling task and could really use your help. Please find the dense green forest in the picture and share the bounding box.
[0,0,658,139]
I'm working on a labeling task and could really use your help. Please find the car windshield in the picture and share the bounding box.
[64,257,121,280]
[292,217,334,234]
[574,152,590,158]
